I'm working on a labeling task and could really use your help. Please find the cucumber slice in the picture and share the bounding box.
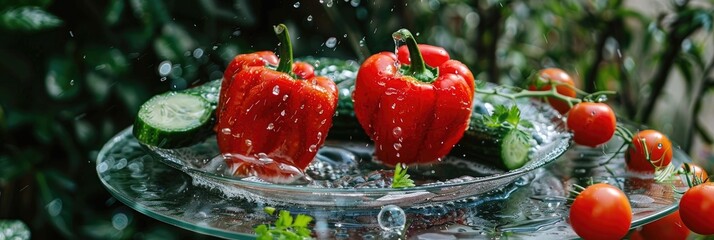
[182,79,221,105]
[500,128,532,169]
[453,116,533,170]
[133,92,214,148]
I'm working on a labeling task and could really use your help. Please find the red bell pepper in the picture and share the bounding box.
[216,24,338,183]
[353,29,475,166]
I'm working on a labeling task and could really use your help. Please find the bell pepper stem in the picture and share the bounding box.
[274,24,294,75]
[393,29,436,83]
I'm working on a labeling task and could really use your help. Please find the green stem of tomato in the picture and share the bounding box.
[393,28,436,83]
[274,24,294,76]
[475,87,617,106]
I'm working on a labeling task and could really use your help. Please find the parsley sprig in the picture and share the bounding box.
[255,208,314,240]
[391,163,415,188]
[483,105,532,129]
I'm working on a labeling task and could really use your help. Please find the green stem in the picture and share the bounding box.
[392,29,436,83]
[475,87,617,106]
[274,24,294,75]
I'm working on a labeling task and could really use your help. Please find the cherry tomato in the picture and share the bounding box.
[397,44,450,67]
[638,210,690,240]
[566,102,617,147]
[625,130,673,173]
[679,182,714,235]
[569,183,632,240]
[683,163,709,184]
[528,68,577,114]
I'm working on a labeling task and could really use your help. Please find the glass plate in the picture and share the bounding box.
[140,97,571,208]
[96,122,686,239]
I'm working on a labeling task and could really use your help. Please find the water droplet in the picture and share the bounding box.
[192,48,204,58]
[350,0,360,7]
[378,205,406,232]
[245,139,252,146]
[280,110,286,116]
[221,128,232,135]
[69,80,75,86]
[326,37,338,48]
[272,85,280,95]
[343,34,348,38]
[657,143,663,149]
[590,111,596,116]
[392,127,402,137]
[359,37,366,46]
[257,153,273,163]
[158,61,172,76]
[112,213,129,230]
[293,1,300,8]
[393,143,402,150]
[321,119,327,124]
[267,123,274,130]
[326,0,334,7]
[308,144,317,152]
[46,199,63,217]
[307,15,313,21]
[391,103,396,109]
[385,88,398,95]
[282,94,289,101]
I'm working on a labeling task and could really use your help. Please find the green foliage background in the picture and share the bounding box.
[0,0,713,239]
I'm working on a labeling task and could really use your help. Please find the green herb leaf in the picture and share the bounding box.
[255,210,314,239]
[275,210,293,228]
[391,163,415,188]
[264,206,276,215]
[293,214,313,228]
[505,105,521,127]
[483,105,523,128]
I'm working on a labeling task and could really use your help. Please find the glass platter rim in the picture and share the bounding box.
[95,129,685,239]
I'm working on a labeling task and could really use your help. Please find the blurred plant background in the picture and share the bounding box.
[0,0,713,239]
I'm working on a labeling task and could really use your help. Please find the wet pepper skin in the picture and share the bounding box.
[353,30,475,166]
[216,25,337,182]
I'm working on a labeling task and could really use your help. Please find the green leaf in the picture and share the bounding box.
[0,220,31,240]
[263,207,276,215]
[254,224,269,235]
[292,214,313,228]
[484,105,522,128]
[505,105,521,127]
[391,163,415,188]
[0,7,62,31]
[275,210,293,228]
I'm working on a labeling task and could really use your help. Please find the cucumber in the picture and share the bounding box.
[133,92,214,148]
[182,79,221,105]
[453,116,533,170]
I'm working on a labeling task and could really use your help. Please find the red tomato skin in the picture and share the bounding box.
[684,163,709,184]
[679,182,714,235]
[566,102,617,147]
[569,183,632,240]
[639,210,690,240]
[528,68,577,114]
[626,130,673,173]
